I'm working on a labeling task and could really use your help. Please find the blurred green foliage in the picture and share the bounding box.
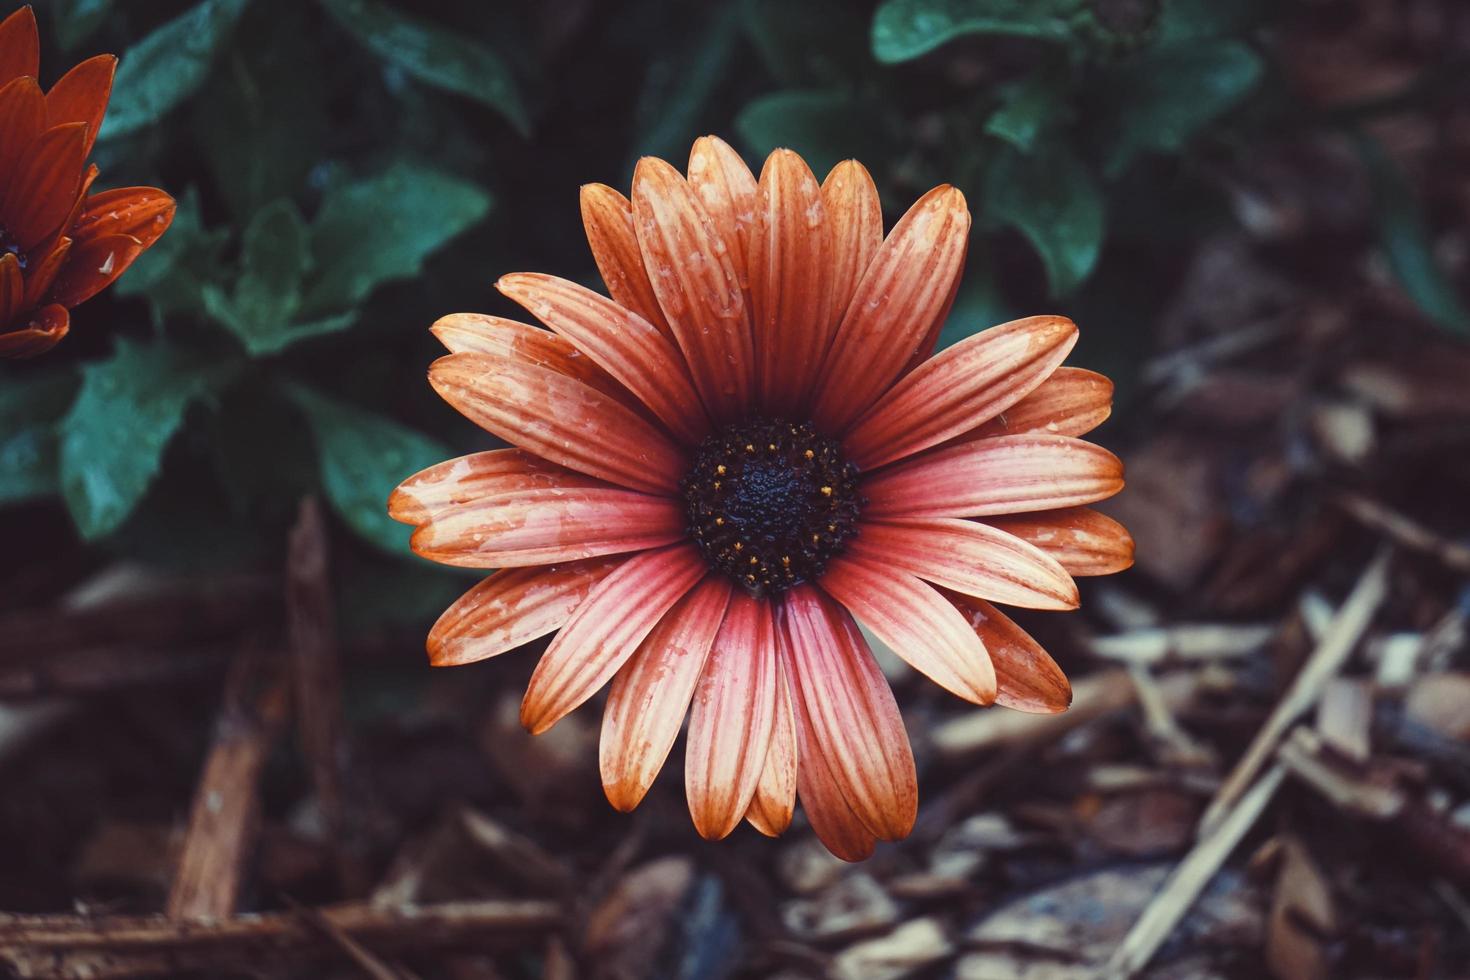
[1,0,1462,621]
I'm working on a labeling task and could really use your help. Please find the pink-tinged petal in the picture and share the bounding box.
[0,252,21,325]
[745,654,798,837]
[3,122,87,250]
[970,367,1113,440]
[809,185,971,434]
[427,558,621,667]
[778,584,917,840]
[599,575,732,810]
[819,555,996,705]
[946,592,1072,714]
[864,434,1125,519]
[411,487,686,568]
[520,544,707,734]
[687,135,757,297]
[47,233,143,308]
[72,186,176,250]
[45,53,115,155]
[580,183,674,341]
[845,316,1078,469]
[749,149,835,417]
[686,593,778,840]
[389,448,604,526]
[790,683,877,862]
[497,273,712,444]
[982,507,1135,577]
[0,75,44,184]
[822,160,883,328]
[428,352,687,496]
[0,304,68,359]
[0,7,38,85]
[632,156,754,423]
[849,517,1078,610]
[429,313,631,407]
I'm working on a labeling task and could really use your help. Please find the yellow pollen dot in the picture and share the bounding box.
[714,517,724,526]
[781,556,791,566]
[828,523,837,532]
[734,542,743,551]
[713,481,721,490]
[812,533,820,543]
[716,464,727,476]
[804,449,814,460]
[744,443,755,453]
[749,556,758,565]
[767,443,776,451]
[820,486,833,496]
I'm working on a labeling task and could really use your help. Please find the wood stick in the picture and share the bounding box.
[0,900,561,979]
[1197,549,1391,836]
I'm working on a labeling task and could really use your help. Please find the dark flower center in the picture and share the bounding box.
[682,419,862,597]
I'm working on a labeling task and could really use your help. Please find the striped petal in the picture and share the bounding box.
[410,487,686,567]
[72,186,176,250]
[687,135,757,297]
[521,544,707,734]
[599,575,732,810]
[429,313,629,405]
[844,315,1078,469]
[632,155,754,423]
[749,148,834,417]
[983,507,1135,577]
[47,233,144,308]
[389,449,604,526]
[22,236,70,310]
[850,517,1079,610]
[45,53,115,155]
[778,584,917,840]
[0,7,38,85]
[580,182,673,340]
[497,273,711,444]
[744,654,798,837]
[428,352,686,495]
[686,592,778,840]
[3,122,87,249]
[947,593,1071,714]
[819,555,996,704]
[970,367,1113,440]
[810,185,971,434]
[0,76,44,185]
[822,160,883,327]
[864,434,1124,519]
[790,685,878,862]
[427,559,621,667]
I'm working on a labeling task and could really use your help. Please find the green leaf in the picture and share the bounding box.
[631,4,742,163]
[0,371,79,506]
[1156,0,1266,45]
[300,162,492,318]
[100,0,251,141]
[985,141,1104,296]
[49,0,113,50]
[59,340,229,539]
[984,68,1071,153]
[743,0,871,87]
[1358,135,1470,336]
[735,90,891,181]
[871,0,1082,64]
[284,384,452,554]
[1095,39,1263,176]
[321,0,530,136]
[113,189,232,325]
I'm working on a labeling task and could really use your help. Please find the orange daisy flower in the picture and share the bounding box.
[391,136,1133,860]
[0,6,175,358]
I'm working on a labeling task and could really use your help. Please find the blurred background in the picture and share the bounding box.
[2,0,1469,977]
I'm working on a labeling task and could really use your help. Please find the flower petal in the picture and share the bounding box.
[429,313,630,406]
[389,448,603,526]
[45,53,115,155]
[497,273,712,444]
[632,155,754,423]
[686,592,778,840]
[822,159,883,327]
[428,351,687,495]
[0,76,46,194]
[778,584,917,840]
[0,304,68,359]
[946,593,1072,714]
[521,543,707,734]
[810,185,971,434]
[72,186,176,249]
[687,134,757,296]
[410,486,686,567]
[745,655,798,837]
[427,558,621,667]
[864,434,1125,519]
[749,148,834,418]
[3,122,87,250]
[47,233,143,308]
[23,236,70,309]
[844,316,1078,469]
[982,506,1135,577]
[790,684,877,862]
[599,575,732,810]
[0,7,38,85]
[850,517,1079,610]
[0,252,21,325]
[819,555,996,704]
[580,182,673,340]
[969,366,1113,440]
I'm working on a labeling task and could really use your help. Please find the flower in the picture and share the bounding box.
[391,136,1132,860]
[0,6,175,358]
